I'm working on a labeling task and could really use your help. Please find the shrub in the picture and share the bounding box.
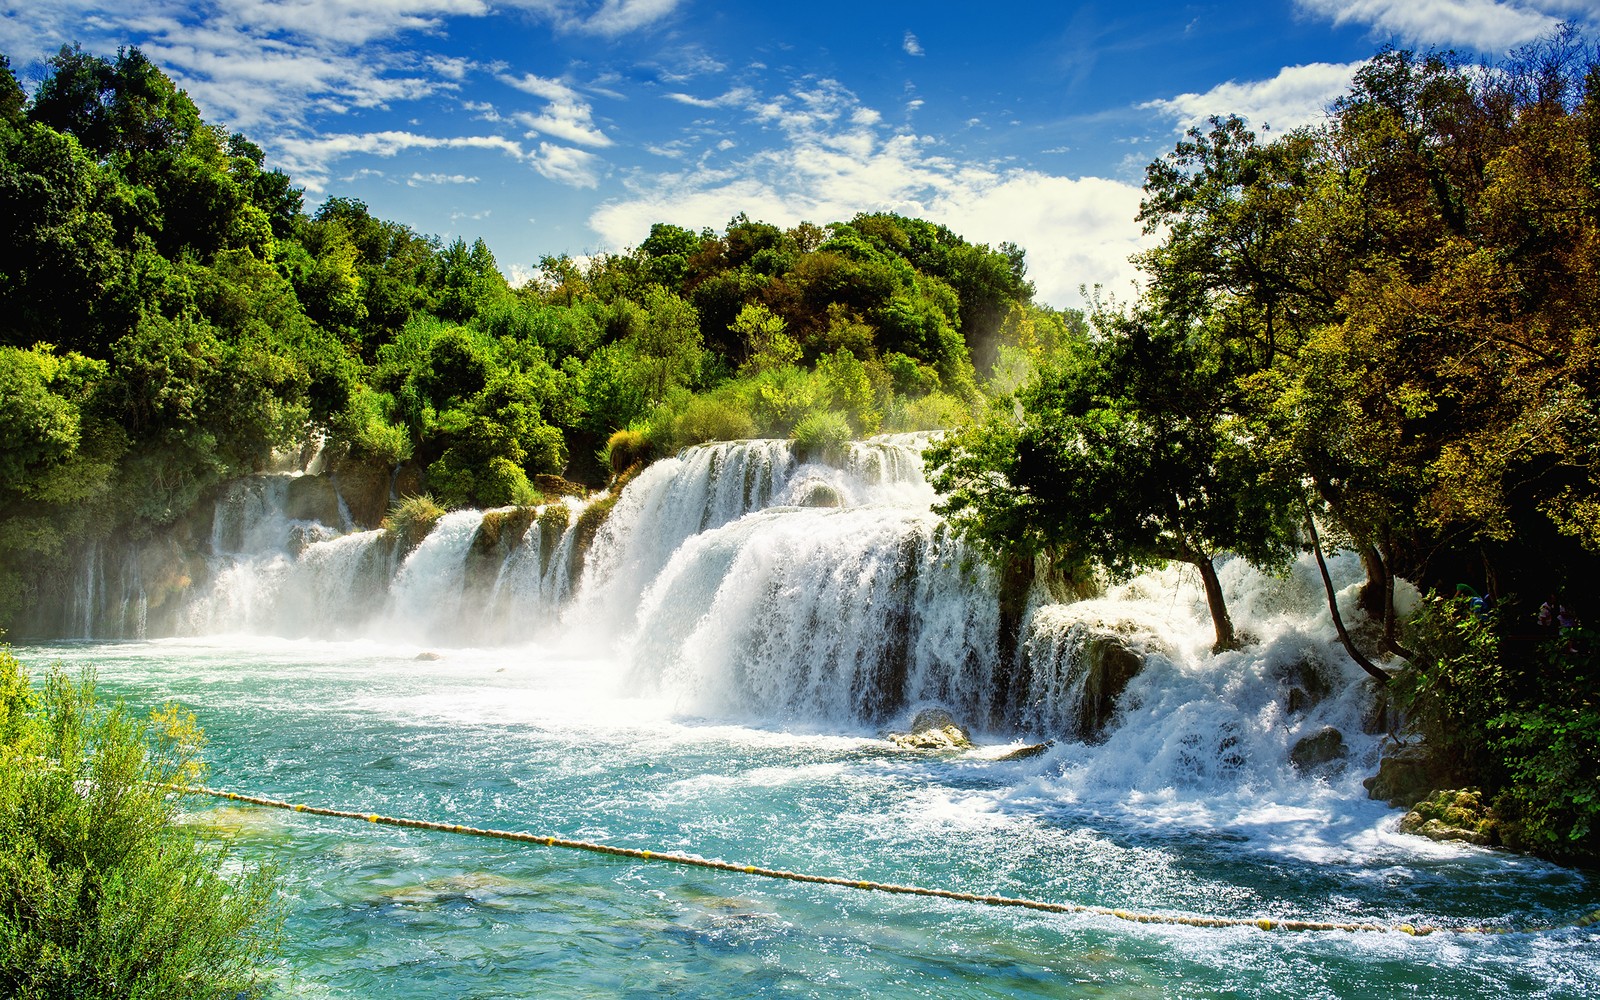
[1396,598,1600,860]
[790,409,853,464]
[384,493,446,549]
[602,428,652,477]
[0,651,281,998]
[477,457,542,508]
[883,390,974,432]
[668,394,758,449]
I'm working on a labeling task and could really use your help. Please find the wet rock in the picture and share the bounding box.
[393,460,426,500]
[414,651,443,661]
[1398,789,1499,847]
[1363,743,1445,808]
[284,474,342,526]
[1275,655,1334,716]
[887,708,973,751]
[1360,682,1395,736]
[795,481,843,508]
[569,494,618,581]
[993,742,1052,762]
[533,474,587,499]
[1290,726,1348,773]
[1075,632,1145,743]
[331,457,394,529]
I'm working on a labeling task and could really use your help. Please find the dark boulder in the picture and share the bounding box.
[1290,726,1348,774]
[284,474,342,526]
[1363,744,1446,808]
[1075,632,1145,743]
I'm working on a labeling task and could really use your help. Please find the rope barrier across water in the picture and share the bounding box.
[179,785,1600,937]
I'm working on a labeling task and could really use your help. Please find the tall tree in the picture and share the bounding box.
[931,306,1299,651]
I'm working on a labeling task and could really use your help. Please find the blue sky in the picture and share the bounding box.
[3,1,1594,307]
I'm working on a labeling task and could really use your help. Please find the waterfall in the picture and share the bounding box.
[386,509,484,644]
[55,435,1394,753]
[623,506,1000,724]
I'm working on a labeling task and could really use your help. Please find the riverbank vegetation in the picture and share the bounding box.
[2,30,1597,863]
[0,648,281,996]
[930,28,1600,860]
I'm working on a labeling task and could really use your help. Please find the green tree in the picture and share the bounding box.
[930,307,1298,651]
[630,286,704,404]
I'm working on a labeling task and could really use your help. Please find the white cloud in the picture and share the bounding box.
[0,0,480,136]
[584,0,681,36]
[903,32,924,57]
[499,72,612,146]
[1294,0,1573,52]
[1142,61,1365,133]
[532,142,603,187]
[410,172,481,185]
[499,70,579,103]
[213,0,489,47]
[664,86,756,108]
[590,79,1151,308]
[498,0,682,36]
[276,130,526,191]
[429,54,474,80]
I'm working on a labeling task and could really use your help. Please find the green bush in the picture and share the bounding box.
[1485,629,1600,857]
[477,456,542,508]
[790,409,853,463]
[883,390,973,432]
[1397,598,1600,860]
[384,493,446,549]
[0,651,281,998]
[602,428,652,477]
[668,394,758,449]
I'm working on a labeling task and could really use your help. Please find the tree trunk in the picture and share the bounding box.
[1378,535,1414,660]
[1192,555,1238,653]
[1357,544,1387,617]
[1305,513,1391,685]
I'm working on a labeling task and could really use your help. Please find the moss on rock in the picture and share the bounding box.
[1399,788,1499,846]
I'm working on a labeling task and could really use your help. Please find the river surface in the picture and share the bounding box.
[15,635,1598,999]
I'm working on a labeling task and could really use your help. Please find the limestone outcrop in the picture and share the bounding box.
[887,708,973,751]
[1398,788,1499,847]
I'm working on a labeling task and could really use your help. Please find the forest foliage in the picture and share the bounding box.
[0,43,1068,625]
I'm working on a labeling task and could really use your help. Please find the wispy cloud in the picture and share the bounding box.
[1142,61,1365,132]
[903,31,924,57]
[591,79,1151,307]
[663,86,756,108]
[1294,0,1579,52]
[584,0,681,36]
[532,142,603,187]
[276,130,526,191]
[499,72,613,146]
[499,0,683,36]
[1,0,481,134]
[410,172,481,185]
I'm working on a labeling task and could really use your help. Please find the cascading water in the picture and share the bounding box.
[626,506,999,724]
